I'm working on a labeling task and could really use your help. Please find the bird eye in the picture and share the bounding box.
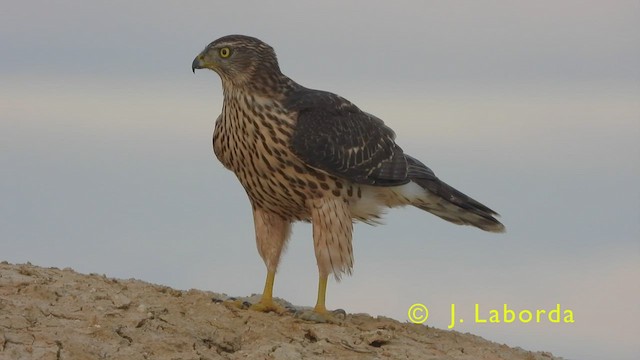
[219,47,231,58]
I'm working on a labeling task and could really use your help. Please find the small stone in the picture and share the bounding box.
[112,294,131,310]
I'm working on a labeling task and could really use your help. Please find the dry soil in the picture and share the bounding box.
[0,262,563,360]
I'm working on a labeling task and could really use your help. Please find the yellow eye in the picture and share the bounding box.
[219,47,231,58]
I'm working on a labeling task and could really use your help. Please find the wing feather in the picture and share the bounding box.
[287,89,408,186]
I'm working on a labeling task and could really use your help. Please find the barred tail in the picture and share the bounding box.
[405,155,505,233]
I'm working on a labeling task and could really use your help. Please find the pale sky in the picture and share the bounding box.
[2,2,639,359]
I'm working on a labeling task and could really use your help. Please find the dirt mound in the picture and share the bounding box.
[0,262,561,359]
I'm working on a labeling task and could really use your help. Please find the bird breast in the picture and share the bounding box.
[213,94,314,218]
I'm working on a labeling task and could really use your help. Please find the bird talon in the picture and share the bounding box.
[295,308,343,324]
[222,299,248,310]
[331,308,347,320]
[249,300,287,314]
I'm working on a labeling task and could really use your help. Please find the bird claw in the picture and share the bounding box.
[220,298,251,310]
[295,308,346,324]
[249,300,288,314]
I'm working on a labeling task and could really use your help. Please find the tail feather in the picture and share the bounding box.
[405,155,505,233]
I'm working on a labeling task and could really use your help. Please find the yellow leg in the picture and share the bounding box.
[296,274,344,323]
[313,275,328,313]
[250,270,285,314]
[262,270,276,301]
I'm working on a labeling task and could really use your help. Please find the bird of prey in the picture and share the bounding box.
[192,35,504,322]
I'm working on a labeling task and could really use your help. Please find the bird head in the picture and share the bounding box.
[192,35,281,87]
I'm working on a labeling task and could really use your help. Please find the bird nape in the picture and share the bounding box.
[192,34,504,323]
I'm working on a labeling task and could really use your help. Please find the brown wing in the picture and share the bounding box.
[287,88,409,186]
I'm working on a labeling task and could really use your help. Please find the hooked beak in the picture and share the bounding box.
[192,55,204,73]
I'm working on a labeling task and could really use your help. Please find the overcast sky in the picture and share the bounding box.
[2,2,639,359]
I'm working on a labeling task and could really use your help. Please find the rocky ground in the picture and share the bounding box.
[0,262,563,360]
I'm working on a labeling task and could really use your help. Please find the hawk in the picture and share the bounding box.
[192,35,504,322]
